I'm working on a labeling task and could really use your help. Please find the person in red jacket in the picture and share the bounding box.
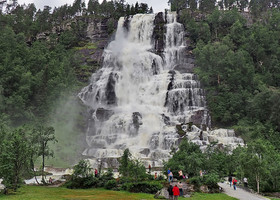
[233,178,238,190]
[172,184,180,200]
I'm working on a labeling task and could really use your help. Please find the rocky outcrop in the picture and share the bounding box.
[152,12,166,55]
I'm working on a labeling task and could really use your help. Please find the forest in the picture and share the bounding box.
[0,0,279,195]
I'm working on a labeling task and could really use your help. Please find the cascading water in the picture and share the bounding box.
[78,12,242,167]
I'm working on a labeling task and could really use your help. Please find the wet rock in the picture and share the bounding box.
[152,12,166,55]
[96,108,114,122]
[105,72,117,105]
[139,148,150,157]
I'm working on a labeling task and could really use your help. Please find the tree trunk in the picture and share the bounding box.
[31,157,40,185]
[42,143,46,184]
[256,173,260,193]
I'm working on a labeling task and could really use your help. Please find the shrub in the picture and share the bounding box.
[97,168,115,187]
[124,181,163,194]
[118,176,135,184]
[189,176,203,188]
[203,173,219,189]
[105,179,117,190]
[65,175,98,189]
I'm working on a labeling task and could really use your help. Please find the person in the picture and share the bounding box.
[167,184,173,200]
[228,175,232,187]
[178,170,183,180]
[178,181,183,196]
[95,168,98,177]
[168,168,173,182]
[154,172,157,180]
[243,177,248,188]
[49,177,53,184]
[148,164,151,174]
[233,178,237,190]
[168,171,173,183]
[172,184,180,200]
[200,170,203,177]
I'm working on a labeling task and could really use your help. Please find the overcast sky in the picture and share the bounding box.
[17,0,169,13]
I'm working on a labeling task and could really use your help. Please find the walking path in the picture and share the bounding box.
[218,182,270,200]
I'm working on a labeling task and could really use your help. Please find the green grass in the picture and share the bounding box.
[0,186,238,200]
[190,193,237,200]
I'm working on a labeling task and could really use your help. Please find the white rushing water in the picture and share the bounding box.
[78,12,242,167]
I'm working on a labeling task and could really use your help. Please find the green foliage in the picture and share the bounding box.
[203,173,220,189]
[65,162,116,189]
[122,181,163,194]
[72,160,93,178]
[0,126,57,191]
[189,173,219,190]
[190,8,280,132]
[65,176,98,189]
[97,168,115,187]
[65,160,97,189]
[232,139,280,193]
[119,149,147,181]
[104,179,117,190]
[164,139,205,177]
[189,176,203,188]
[31,126,57,184]
[0,128,32,191]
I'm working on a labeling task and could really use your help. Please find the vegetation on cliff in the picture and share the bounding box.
[171,0,280,148]
[168,0,280,193]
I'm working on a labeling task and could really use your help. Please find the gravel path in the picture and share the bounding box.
[218,182,270,200]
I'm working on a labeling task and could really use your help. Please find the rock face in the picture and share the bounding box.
[84,18,112,64]
[152,12,166,55]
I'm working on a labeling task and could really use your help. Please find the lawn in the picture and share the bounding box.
[0,186,238,200]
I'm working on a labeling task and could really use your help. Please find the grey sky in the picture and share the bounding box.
[17,0,169,13]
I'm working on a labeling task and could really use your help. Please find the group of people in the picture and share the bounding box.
[168,182,183,200]
[167,168,187,198]
[228,175,248,190]
[167,168,188,183]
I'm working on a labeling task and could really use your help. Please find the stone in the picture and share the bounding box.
[154,188,169,199]
[96,108,114,122]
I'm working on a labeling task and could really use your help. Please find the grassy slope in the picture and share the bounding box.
[0,186,238,200]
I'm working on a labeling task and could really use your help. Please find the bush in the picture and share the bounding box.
[97,168,115,187]
[105,179,117,190]
[157,175,165,181]
[189,176,203,188]
[118,176,135,184]
[124,181,163,194]
[203,173,219,189]
[65,175,98,189]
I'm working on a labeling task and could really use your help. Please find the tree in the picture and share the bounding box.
[119,148,132,177]
[199,0,216,12]
[139,3,148,13]
[32,126,57,184]
[88,0,100,15]
[237,139,279,193]
[72,160,93,178]
[0,128,32,191]
[119,148,147,181]
[164,139,205,177]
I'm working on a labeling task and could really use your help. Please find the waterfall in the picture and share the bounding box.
[78,12,241,167]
